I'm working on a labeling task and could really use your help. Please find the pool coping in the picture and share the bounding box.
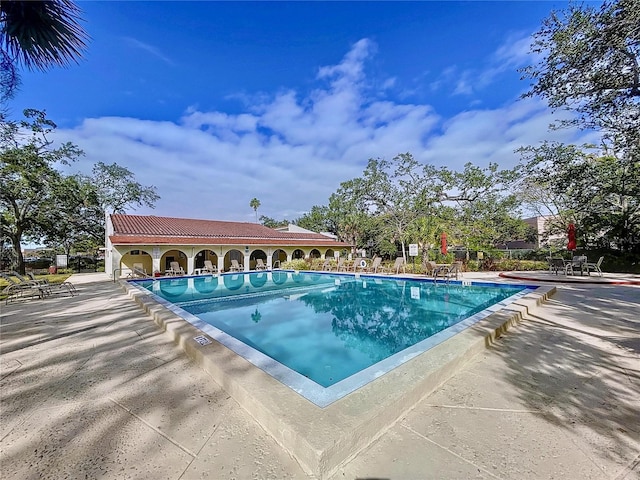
[121,275,556,479]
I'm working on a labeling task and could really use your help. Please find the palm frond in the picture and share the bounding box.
[1,0,88,71]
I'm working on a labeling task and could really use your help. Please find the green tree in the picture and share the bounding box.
[1,110,160,272]
[249,197,261,223]
[295,205,331,233]
[521,0,639,135]
[346,154,520,260]
[259,215,289,229]
[519,141,640,252]
[36,173,98,255]
[327,188,370,254]
[0,109,83,273]
[40,163,159,253]
[0,0,88,101]
[519,0,640,253]
[90,162,159,214]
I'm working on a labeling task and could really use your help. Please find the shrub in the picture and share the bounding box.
[281,259,310,270]
[488,259,548,271]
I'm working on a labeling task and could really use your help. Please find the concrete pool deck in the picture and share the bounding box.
[1,271,639,479]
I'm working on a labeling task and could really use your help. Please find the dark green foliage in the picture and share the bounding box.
[1,110,158,273]
[1,0,88,100]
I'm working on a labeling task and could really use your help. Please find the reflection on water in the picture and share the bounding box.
[138,272,526,387]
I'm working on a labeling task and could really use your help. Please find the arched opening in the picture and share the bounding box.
[223,274,245,290]
[159,278,188,298]
[271,270,288,285]
[249,272,268,288]
[193,276,218,294]
[121,249,152,275]
[325,248,335,259]
[249,249,267,270]
[292,249,305,260]
[309,249,321,259]
[194,249,218,269]
[161,249,187,274]
[272,249,287,268]
[224,249,244,271]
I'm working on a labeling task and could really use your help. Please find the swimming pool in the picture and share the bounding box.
[132,271,534,406]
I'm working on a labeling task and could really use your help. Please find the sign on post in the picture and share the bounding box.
[56,254,68,268]
[409,244,418,257]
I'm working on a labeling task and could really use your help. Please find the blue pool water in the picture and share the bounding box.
[133,271,531,393]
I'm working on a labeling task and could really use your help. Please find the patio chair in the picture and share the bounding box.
[565,255,587,276]
[547,257,565,275]
[255,259,268,270]
[354,258,368,272]
[583,256,604,277]
[167,261,185,276]
[319,259,332,271]
[230,259,243,272]
[424,260,438,277]
[364,256,383,274]
[6,271,42,287]
[203,260,218,274]
[336,257,347,272]
[434,261,462,282]
[1,272,42,292]
[383,257,405,275]
[127,263,149,278]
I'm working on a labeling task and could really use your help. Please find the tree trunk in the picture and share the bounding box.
[9,232,25,274]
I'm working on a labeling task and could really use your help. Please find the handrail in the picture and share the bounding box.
[112,268,122,282]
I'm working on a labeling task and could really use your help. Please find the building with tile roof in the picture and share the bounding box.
[106,213,351,277]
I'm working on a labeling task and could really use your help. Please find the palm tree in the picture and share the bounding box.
[1,0,88,99]
[249,198,261,223]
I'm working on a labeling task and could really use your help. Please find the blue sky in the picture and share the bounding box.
[10,1,596,223]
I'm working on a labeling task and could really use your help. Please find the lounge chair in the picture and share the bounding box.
[203,260,218,274]
[364,257,383,273]
[2,272,76,302]
[230,259,243,272]
[1,272,43,301]
[255,259,268,270]
[167,261,185,276]
[25,271,78,294]
[583,256,604,276]
[127,262,149,278]
[383,257,405,275]
[0,272,42,294]
[6,271,42,287]
[319,259,332,271]
[336,258,347,272]
[354,258,368,272]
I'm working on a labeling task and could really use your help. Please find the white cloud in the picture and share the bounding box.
[434,31,537,97]
[57,38,592,223]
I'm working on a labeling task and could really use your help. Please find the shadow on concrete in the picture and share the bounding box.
[1,276,301,478]
[485,284,640,469]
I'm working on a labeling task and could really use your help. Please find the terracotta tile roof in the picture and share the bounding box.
[109,214,350,247]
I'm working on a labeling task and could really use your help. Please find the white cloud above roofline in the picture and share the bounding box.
[55,37,596,222]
